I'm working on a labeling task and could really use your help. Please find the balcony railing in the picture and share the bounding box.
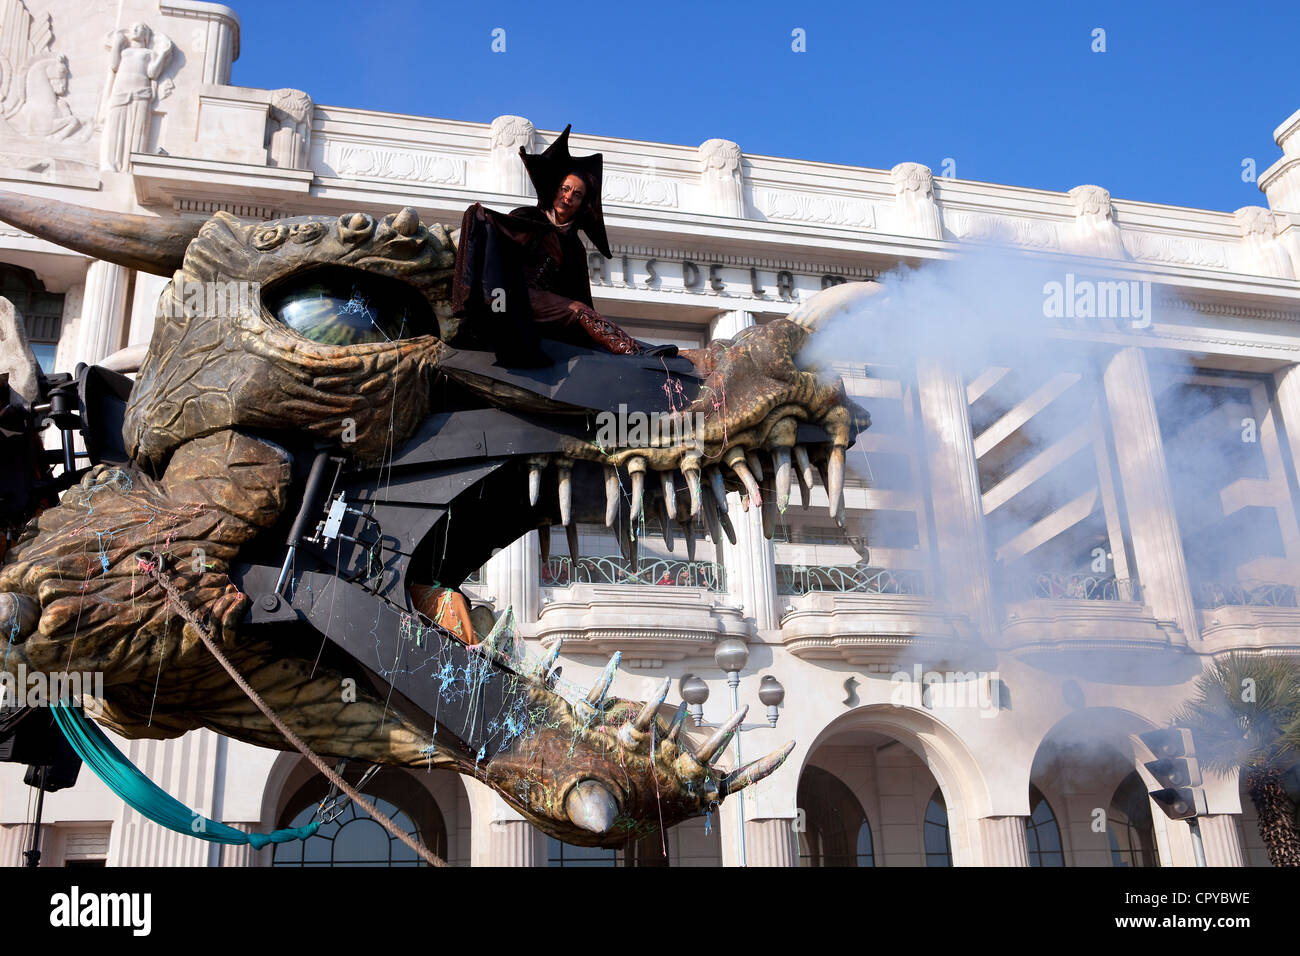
[1195,581,1299,608]
[541,555,726,592]
[776,564,925,596]
[1000,571,1137,602]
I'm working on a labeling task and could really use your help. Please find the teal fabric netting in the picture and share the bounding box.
[51,705,320,849]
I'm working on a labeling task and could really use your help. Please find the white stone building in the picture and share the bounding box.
[1,0,1298,867]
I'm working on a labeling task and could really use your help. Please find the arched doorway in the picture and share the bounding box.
[797,765,875,866]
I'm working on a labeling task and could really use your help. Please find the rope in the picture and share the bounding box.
[137,552,446,867]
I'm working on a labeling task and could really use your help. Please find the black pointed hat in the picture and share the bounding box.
[519,124,611,258]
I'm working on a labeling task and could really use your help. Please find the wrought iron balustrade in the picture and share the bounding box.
[776,563,925,596]
[1000,571,1136,602]
[1194,581,1298,608]
[540,555,726,592]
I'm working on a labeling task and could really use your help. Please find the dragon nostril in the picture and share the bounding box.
[566,780,619,834]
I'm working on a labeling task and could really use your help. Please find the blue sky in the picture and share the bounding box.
[231,1,1298,213]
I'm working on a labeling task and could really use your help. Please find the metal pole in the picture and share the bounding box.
[727,670,746,867]
[23,766,47,867]
[1187,818,1207,867]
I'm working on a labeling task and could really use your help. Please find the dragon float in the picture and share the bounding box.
[0,188,870,852]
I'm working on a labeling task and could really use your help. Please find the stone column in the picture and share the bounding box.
[487,820,540,866]
[1101,348,1199,639]
[0,824,36,866]
[915,357,998,639]
[1197,815,1246,867]
[485,530,540,625]
[1273,365,1300,479]
[977,816,1030,866]
[72,260,131,367]
[745,817,798,866]
[709,311,778,630]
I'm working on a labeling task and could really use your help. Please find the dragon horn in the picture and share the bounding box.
[720,741,796,797]
[665,701,688,742]
[694,706,747,763]
[0,189,201,277]
[633,678,673,732]
[584,651,621,707]
[536,640,563,681]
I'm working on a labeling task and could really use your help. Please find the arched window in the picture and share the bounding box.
[923,789,952,867]
[0,264,64,372]
[797,765,874,866]
[272,769,447,867]
[1107,770,1157,867]
[1026,785,1065,867]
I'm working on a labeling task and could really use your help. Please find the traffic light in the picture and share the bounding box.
[1134,728,1205,821]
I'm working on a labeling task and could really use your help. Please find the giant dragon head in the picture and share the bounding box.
[0,190,870,850]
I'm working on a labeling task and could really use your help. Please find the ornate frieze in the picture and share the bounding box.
[758,188,874,228]
[1122,231,1229,268]
[0,0,92,145]
[324,140,466,185]
[602,171,677,207]
[948,211,1059,249]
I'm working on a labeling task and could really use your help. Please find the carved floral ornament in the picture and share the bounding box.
[490,114,535,151]
[1234,205,1278,237]
[698,137,743,174]
[890,162,934,196]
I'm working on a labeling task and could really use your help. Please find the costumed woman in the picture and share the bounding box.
[452,124,675,364]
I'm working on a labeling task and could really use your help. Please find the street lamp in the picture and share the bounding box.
[714,638,751,867]
[759,675,785,727]
[680,675,710,726]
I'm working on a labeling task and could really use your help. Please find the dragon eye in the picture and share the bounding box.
[263,267,436,346]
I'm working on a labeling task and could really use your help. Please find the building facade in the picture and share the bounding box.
[2,0,1299,867]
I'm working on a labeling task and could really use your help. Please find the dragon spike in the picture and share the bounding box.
[659,499,675,552]
[527,459,543,507]
[794,445,817,494]
[745,451,765,482]
[695,706,748,764]
[634,677,673,731]
[827,446,845,518]
[761,483,777,540]
[604,466,619,527]
[701,493,724,547]
[665,701,689,742]
[628,456,647,522]
[537,524,551,564]
[584,651,622,707]
[661,471,677,520]
[720,741,796,797]
[684,467,702,517]
[557,459,573,526]
[773,447,793,508]
[730,457,762,507]
[0,189,202,277]
[566,780,619,834]
[793,446,812,511]
[707,467,729,514]
[682,519,697,563]
[566,521,581,564]
[717,507,737,547]
[537,640,564,682]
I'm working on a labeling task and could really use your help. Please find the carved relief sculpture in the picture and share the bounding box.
[97,22,173,172]
[266,88,313,169]
[0,0,91,143]
[489,114,535,195]
[890,162,944,239]
[1233,205,1295,279]
[698,138,745,217]
[1064,184,1127,258]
